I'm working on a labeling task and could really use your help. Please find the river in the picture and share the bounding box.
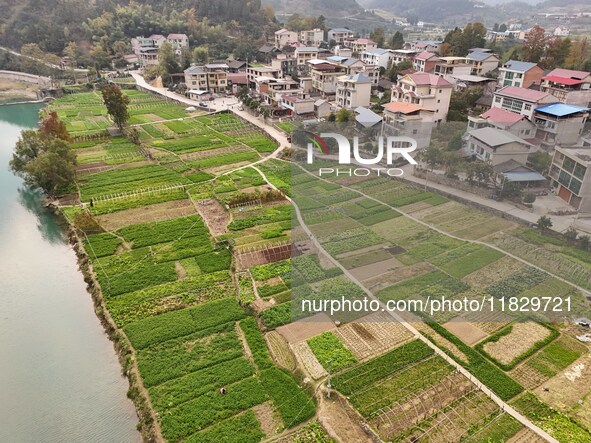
[0,104,140,443]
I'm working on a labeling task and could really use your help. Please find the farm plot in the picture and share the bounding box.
[335,311,413,360]
[292,341,328,380]
[463,255,526,290]
[307,332,357,371]
[478,322,558,370]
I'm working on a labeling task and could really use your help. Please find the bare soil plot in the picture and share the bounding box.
[463,309,513,335]
[292,341,327,380]
[195,198,229,236]
[463,255,526,290]
[349,257,403,281]
[318,392,374,443]
[95,199,195,231]
[363,262,435,293]
[276,313,335,344]
[507,428,548,443]
[253,401,283,437]
[236,243,291,270]
[535,354,591,430]
[483,322,552,365]
[443,319,488,346]
[335,312,413,360]
[265,331,297,372]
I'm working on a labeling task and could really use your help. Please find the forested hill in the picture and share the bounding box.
[0,0,274,54]
[262,0,363,17]
[357,0,486,22]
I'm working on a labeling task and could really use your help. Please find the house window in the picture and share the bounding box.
[495,96,501,103]
[437,99,440,103]
[524,104,531,111]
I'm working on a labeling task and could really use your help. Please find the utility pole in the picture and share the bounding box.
[326,359,332,399]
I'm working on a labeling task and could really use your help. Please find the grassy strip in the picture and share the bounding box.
[239,317,273,370]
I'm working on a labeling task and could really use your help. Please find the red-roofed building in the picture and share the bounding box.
[468,107,536,139]
[391,72,453,122]
[412,51,440,73]
[540,68,591,107]
[492,86,558,118]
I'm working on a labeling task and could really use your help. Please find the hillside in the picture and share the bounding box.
[262,0,363,17]
[358,0,489,22]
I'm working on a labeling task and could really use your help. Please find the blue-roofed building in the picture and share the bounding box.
[533,103,589,146]
[466,50,499,76]
[493,160,548,190]
[498,60,544,88]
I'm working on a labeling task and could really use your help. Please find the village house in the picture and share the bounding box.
[327,28,355,44]
[492,86,557,118]
[167,33,190,51]
[549,145,591,211]
[324,55,380,87]
[498,60,544,88]
[412,52,440,73]
[274,28,299,48]
[433,57,472,79]
[466,50,499,76]
[405,40,442,54]
[299,29,325,47]
[466,127,533,166]
[533,103,589,147]
[346,38,377,56]
[314,99,332,118]
[468,107,537,140]
[335,73,372,109]
[354,106,383,129]
[382,102,435,149]
[132,33,189,66]
[361,48,394,69]
[493,160,547,190]
[309,62,347,96]
[278,94,315,116]
[246,65,281,85]
[391,72,453,123]
[184,63,229,93]
[540,68,591,107]
[390,49,419,65]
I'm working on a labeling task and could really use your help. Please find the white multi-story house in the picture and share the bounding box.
[492,86,557,118]
[328,28,354,44]
[498,60,544,88]
[132,34,188,66]
[347,38,377,55]
[382,102,435,149]
[336,73,372,109]
[274,28,299,48]
[391,72,453,123]
[361,48,394,69]
[184,63,229,93]
[299,29,324,46]
[391,49,419,65]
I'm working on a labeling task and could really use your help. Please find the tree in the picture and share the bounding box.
[193,46,209,64]
[447,133,463,151]
[499,24,507,33]
[179,46,192,70]
[389,31,405,50]
[101,84,130,129]
[564,227,578,244]
[370,27,385,48]
[522,25,546,63]
[543,37,571,69]
[385,60,412,81]
[158,41,180,84]
[579,235,590,251]
[63,41,79,67]
[10,122,76,197]
[465,161,494,187]
[40,112,70,141]
[565,38,590,70]
[527,151,552,175]
[335,108,353,123]
[460,22,487,54]
[537,215,553,231]
[420,147,444,171]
